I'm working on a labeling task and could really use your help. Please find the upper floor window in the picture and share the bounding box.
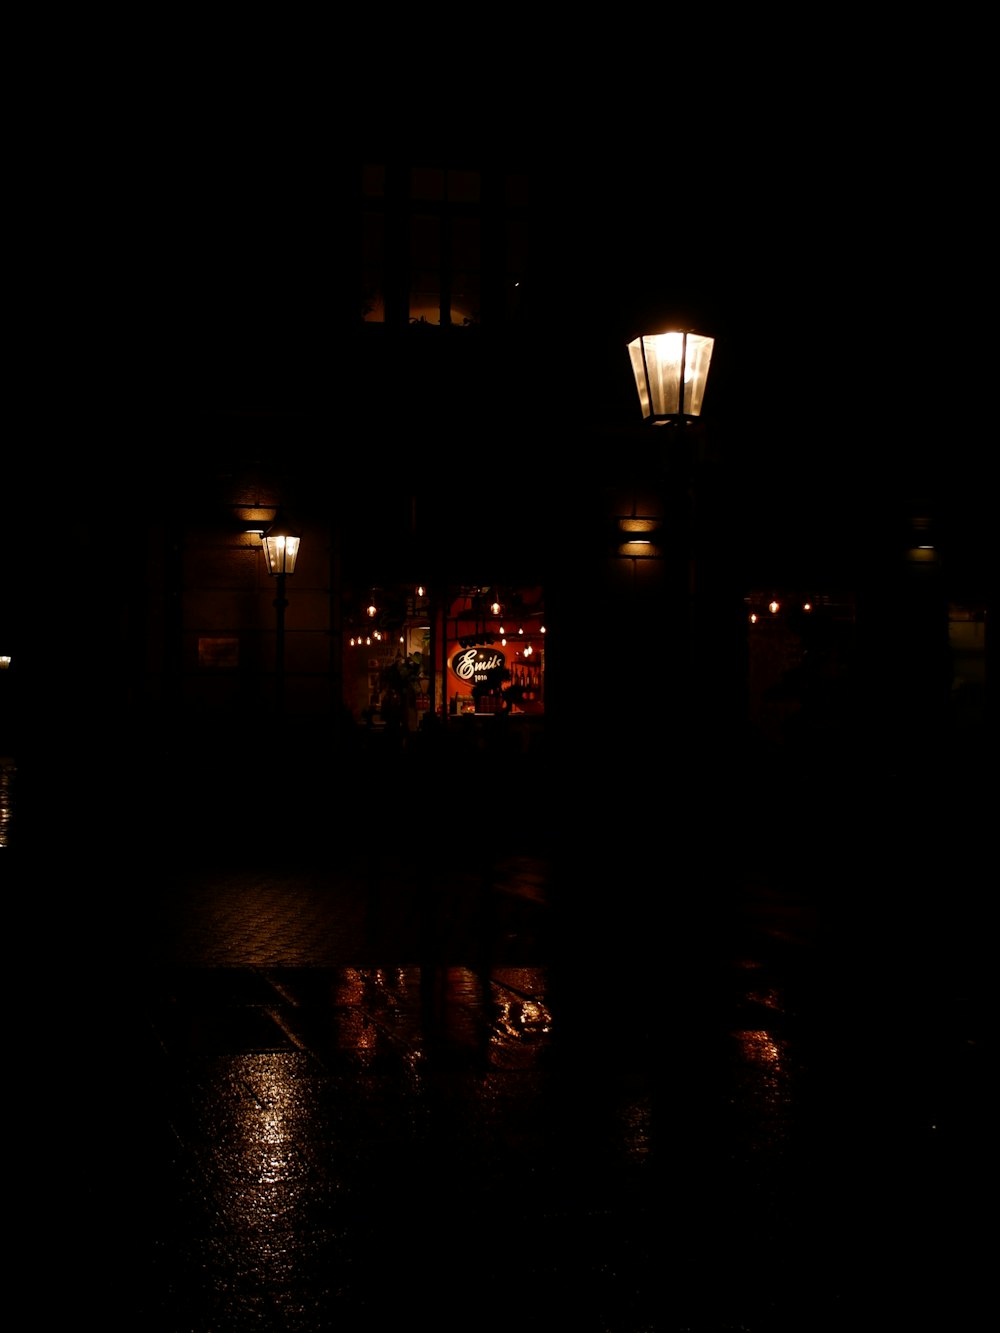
[361,164,527,327]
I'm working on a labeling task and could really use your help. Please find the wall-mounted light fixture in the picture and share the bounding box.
[615,516,663,558]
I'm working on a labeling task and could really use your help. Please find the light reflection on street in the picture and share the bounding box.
[732,1026,792,1129]
[332,966,417,1061]
[190,970,559,1246]
[619,1095,652,1161]
[493,994,551,1044]
[0,759,14,848]
[489,973,551,1073]
[219,1054,314,1232]
[747,987,782,1012]
[134,862,838,1326]
[737,1028,784,1070]
[326,965,553,1068]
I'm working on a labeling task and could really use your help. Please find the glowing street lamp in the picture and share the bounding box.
[260,512,301,716]
[627,329,714,423]
[623,328,719,739]
[261,515,301,578]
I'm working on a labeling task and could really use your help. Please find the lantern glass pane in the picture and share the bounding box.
[646,331,685,416]
[627,338,653,418]
[264,534,300,576]
[683,333,714,416]
[628,331,714,418]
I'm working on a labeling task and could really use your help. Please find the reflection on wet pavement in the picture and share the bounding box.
[116,828,989,1331]
[0,758,15,848]
[130,855,836,1328]
[147,964,554,1072]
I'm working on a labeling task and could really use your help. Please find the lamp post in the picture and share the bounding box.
[626,327,715,564]
[261,512,301,718]
[625,328,724,764]
[624,327,715,554]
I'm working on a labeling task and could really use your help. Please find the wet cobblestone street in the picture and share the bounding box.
[8,751,990,1330]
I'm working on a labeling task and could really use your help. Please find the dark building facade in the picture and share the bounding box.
[2,157,985,855]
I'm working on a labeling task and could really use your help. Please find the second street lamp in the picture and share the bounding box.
[261,512,301,718]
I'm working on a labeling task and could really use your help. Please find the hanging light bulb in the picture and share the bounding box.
[498,623,505,636]
[518,624,524,635]
[416,585,426,598]
[367,602,377,618]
